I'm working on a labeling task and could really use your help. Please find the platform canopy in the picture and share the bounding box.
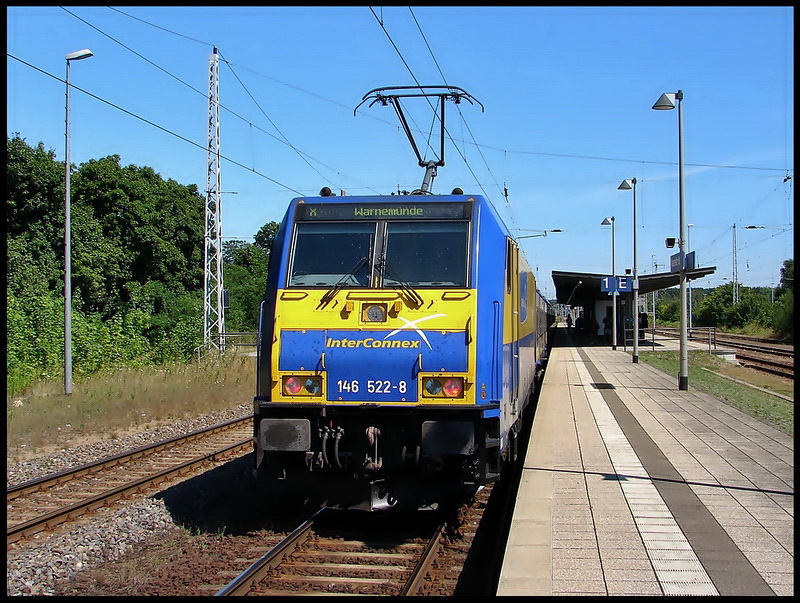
[552,266,716,308]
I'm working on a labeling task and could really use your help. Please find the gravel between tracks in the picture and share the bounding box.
[6,403,251,597]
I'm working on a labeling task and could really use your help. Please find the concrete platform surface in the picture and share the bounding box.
[496,327,793,596]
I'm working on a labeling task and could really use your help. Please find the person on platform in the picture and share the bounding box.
[575,313,584,336]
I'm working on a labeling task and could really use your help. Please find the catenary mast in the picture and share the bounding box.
[203,46,225,350]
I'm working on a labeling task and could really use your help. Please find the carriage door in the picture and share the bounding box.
[506,238,520,414]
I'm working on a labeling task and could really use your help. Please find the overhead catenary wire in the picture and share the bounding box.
[408,7,504,202]
[60,6,796,191]
[368,7,495,206]
[61,6,379,195]
[7,54,303,195]
[16,7,792,212]
[19,4,790,210]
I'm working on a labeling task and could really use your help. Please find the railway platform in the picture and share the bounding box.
[496,326,793,596]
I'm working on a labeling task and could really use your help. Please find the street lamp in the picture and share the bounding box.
[516,228,563,240]
[687,223,694,330]
[601,216,616,350]
[653,89,688,390]
[618,178,639,363]
[64,48,93,395]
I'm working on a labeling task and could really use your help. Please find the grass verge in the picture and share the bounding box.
[6,351,256,464]
[637,349,793,436]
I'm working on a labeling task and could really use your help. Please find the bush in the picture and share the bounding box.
[6,291,64,392]
[152,314,204,364]
[772,289,794,338]
[695,283,773,330]
[657,299,680,323]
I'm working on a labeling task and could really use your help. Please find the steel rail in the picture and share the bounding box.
[7,415,251,500]
[8,434,251,545]
[400,522,447,596]
[215,508,326,596]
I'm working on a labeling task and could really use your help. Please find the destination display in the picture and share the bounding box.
[296,201,472,221]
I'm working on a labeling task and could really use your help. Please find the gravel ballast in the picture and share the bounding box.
[6,404,251,596]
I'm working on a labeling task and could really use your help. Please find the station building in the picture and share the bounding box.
[552,266,716,344]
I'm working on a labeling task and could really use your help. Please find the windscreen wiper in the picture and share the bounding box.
[317,256,370,309]
[377,259,424,308]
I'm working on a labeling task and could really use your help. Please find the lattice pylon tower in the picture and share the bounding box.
[203,46,225,350]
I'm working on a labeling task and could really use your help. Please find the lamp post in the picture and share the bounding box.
[64,48,93,395]
[601,216,617,349]
[516,228,563,240]
[652,256,661,331]
[618,178,639,363]
[653,89,688,390]
[687,223,694,330]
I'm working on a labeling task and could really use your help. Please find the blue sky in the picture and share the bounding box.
[7,6,793,299]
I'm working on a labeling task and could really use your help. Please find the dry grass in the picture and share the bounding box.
[6,351,256,464]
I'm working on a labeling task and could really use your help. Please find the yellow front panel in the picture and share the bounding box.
[270,289,478,405]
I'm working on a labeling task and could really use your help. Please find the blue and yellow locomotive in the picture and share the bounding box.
[254,189,555,510]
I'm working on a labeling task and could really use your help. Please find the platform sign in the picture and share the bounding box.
[601,276,633,293]
[670,251,684,273]
[685,251,695,270]
[616,275,633,292]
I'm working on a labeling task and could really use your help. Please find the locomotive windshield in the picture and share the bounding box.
[383,221,469,286]
[287,218,470,288]
[289,222,375,287]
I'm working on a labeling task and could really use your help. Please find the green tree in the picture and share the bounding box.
[696,284,734,327]
[71,156,205,317]
[6,290,64,391]
[222,239,250,264]
[6,135,66,295]
[6,136,71,391]
[6,136,209,392]
[219,222,278,331]
[223,242,270,331]
[776,258,793,297]
[254,221,280,253]
[695,282,772,329]
[771,259,794,338]
[772,289,794,338]
[726,288,771,328]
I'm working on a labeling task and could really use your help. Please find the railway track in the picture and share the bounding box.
[216,485,492,596]
[8,416,503,597]
[703,334,792,380]
[712,333,793,357]
[6,416,252,546]
[652,328,793,380]
[734,352,794,380]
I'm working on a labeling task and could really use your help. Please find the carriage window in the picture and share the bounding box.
[289,222,375,287]
[383,222,469,287]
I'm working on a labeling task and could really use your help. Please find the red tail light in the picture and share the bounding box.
[284,377,304,395]
[442,378,464,398]
[282,376,323,396]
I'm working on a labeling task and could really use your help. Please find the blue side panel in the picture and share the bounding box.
[471,198,508,413]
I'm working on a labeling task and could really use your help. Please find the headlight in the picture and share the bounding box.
[362,303,387,323]
[425,378,443,395]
